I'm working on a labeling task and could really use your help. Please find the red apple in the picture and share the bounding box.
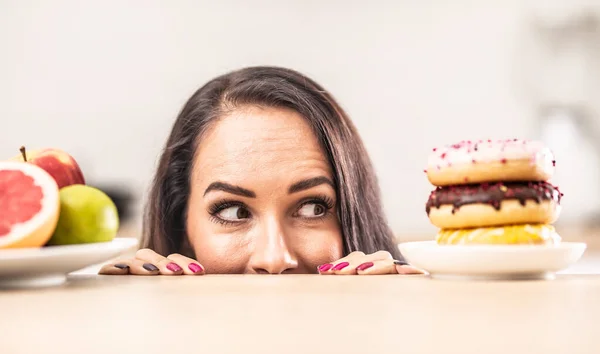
[12,146,85,189]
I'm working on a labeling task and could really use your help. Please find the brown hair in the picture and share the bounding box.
[142,66,403,261]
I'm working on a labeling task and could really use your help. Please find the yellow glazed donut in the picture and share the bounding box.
[426,181,562,229]
[426,139,555,186]
[436,224,561,245]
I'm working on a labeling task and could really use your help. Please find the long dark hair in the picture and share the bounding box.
[142,66,403,261]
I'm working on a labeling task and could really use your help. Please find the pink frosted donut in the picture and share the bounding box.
[425,139,555,186]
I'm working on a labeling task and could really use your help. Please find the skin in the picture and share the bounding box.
[100,106,423,276]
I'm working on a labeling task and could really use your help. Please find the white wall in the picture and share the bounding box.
[2,0,599,236]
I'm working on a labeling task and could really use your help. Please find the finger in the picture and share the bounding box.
[355,259,397,275]
[318,251,365,275]
[167,253,205,275]
[331,250,394,275]
[98,259,133,275]
[129,259,161,275]
[369,250,394,261]
[135,248,183,275]
[394,261,427,275]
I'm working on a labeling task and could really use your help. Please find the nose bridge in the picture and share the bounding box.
[250,216,297,274]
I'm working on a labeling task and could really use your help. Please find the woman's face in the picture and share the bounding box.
[186,106,344,274]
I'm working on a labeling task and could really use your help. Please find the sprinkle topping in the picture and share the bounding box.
[425,181,562,214]
[426,139,554,170]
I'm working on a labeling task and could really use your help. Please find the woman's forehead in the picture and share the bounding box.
[193,106,333,184]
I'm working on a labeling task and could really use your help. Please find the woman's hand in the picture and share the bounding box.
[98,249,205,276]
[317,251,424,275]
[99,249,422,276]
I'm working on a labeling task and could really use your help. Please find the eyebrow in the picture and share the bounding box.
[288,176,334,194]
[204,182,256,198]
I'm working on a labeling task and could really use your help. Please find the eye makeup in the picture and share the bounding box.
[206,194,336,226]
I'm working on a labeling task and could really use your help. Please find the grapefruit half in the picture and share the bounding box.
[0,161,60,249]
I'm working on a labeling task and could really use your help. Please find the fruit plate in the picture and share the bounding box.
[0,237,138,289]
[398,241,587,280]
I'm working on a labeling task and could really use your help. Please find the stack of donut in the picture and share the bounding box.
[424,139,564,245]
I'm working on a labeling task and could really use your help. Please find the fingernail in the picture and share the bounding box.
[332,262,349,271]
[114,263,129,270]
[356,262,374,271]
[318,263,333,272]
[143,263,159,272]
[188,263,203,273]
[394,260,409,266]
[167,262,182,272]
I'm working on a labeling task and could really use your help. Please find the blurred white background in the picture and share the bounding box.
[2,0,600,237]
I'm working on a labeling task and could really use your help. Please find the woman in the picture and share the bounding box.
[99,66,421,276]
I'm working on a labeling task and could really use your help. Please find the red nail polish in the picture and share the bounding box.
[356,262,374,271]
[189,263,203,273]
[332,262,349,271]
[167,262,182,272]
[318,263,333,272]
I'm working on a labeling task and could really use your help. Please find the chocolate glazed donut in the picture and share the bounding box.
[426,181,563,215]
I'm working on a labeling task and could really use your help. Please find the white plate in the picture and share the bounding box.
[398,241,587,280]
[0,237,138,288]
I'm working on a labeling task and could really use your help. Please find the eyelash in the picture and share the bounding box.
[207,195,335,226]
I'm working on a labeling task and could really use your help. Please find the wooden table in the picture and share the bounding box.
[1,272,600,354]
[2,224,599,354]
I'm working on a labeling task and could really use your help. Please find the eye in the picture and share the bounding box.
[216,205,250,221]
[297,203,327,218]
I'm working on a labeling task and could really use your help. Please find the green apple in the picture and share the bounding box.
[47,185,119,245]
